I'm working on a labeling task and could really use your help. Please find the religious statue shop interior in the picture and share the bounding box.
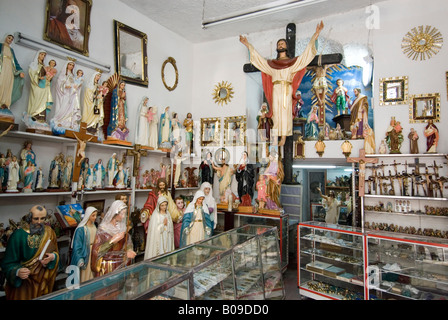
[0,0,447,301]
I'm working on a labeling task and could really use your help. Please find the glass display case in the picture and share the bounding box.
[39,262,191,300]
[38,225,284,300]
[366,231,448,300]
[297,221,366,300]
[235,212,289,271]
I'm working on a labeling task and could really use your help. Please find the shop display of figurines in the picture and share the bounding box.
[78,158,112,191]
[364,222,448,239]
[0,142,46,193]
[139,162,171,190]
[364,159,447,198]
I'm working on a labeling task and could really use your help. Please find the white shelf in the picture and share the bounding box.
[366,153,446,158]
[364,194,448,201]
[0,191,71,197]
[365,210,448,219]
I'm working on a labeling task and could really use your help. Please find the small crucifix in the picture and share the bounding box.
[409,158,426,176]
[347,149,378,196]
[65,122,98,183]
[126,144,148,177]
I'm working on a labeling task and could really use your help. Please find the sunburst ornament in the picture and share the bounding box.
[212,81,234,106]
[402,25,443,61]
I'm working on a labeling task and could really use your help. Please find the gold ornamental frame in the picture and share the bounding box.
[224,115,246,147]
[379,76,409,106]
[161,57,178,91]
[200,117,221,147]
[409,93,440,123]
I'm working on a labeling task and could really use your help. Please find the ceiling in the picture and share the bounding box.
[119,0,388,43]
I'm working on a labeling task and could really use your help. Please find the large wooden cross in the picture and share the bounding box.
[126,144,148,177]
[347,149,378,196]
[65,122,98,183]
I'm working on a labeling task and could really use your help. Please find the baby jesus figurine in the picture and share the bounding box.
[44,59,57,82]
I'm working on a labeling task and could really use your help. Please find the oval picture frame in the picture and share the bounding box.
[161,57,178,91]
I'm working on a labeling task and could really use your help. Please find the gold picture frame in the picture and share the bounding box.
[114,20,148,87]
[200,117,221,147]
[161,57,178,91]
[43,0,92,56]
[379,76,409,106]
[224,116,246,146]
[409,93,440,123]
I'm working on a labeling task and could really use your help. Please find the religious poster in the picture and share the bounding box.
[297,65,373,130]
[55,203,84,229]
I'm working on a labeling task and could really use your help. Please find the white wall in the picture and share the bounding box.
[0,0,194,221]
[191,0,448,157]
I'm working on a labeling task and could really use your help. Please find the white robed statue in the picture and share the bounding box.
[144,196,174,259]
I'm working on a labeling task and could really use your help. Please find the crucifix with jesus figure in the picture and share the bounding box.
[347,149,378,196]
[65,122,98,183]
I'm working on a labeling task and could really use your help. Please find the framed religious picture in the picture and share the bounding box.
[83,199,105,216]
[114,20,148,87]
[43,0,92,56]
[224,115,246,146]
[409,93,440,123]
[200,117,221,146]
[379,76,409,106]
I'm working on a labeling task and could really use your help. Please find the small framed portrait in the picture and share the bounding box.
[224,115,246,146]
[409,93,440,123]
[200,117,221,146]
[43,0,92,56]
[114,20,148,87]
[83,199,105,215]
[379,76,409,106]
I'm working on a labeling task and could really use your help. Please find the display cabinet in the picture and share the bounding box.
[234,212,289,271]
[297,221,366,300]
[38,262,192,300]
[366,231,448,300]
[363,153,448,238]
[297,221,448,300]
[38,224,285,300]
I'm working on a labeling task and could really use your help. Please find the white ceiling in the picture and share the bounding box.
[119,0,388,43]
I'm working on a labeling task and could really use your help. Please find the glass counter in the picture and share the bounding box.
[39,225,284,300]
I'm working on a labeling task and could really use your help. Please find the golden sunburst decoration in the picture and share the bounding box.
[212,81,234,106]
[402,25,443,61]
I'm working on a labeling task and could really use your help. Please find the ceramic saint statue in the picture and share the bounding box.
[81,71,104,137]
[239,21,323,146]
[106,153,118,188]
[27,49,53,127]
[135,96,150,147]
[305,106,320,140]
[147,106,158,149]
[348,88,369,139]
[0,33,25,123]
[106,79,129,142]
[158,106,171,149]
[50,59,81,135]
[331,79,349,116]
[19,141,36,181]
[257,102,273,142]
[385,117,403,154]
[408,128,419,154]
[93,159,105,189]
[424,119,439,153]
[6,155,20,192]
[183,112,194,154]
[171,112,181,145]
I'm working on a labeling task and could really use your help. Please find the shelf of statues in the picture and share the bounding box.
[364,222,448,240]
[365,203,448,217]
